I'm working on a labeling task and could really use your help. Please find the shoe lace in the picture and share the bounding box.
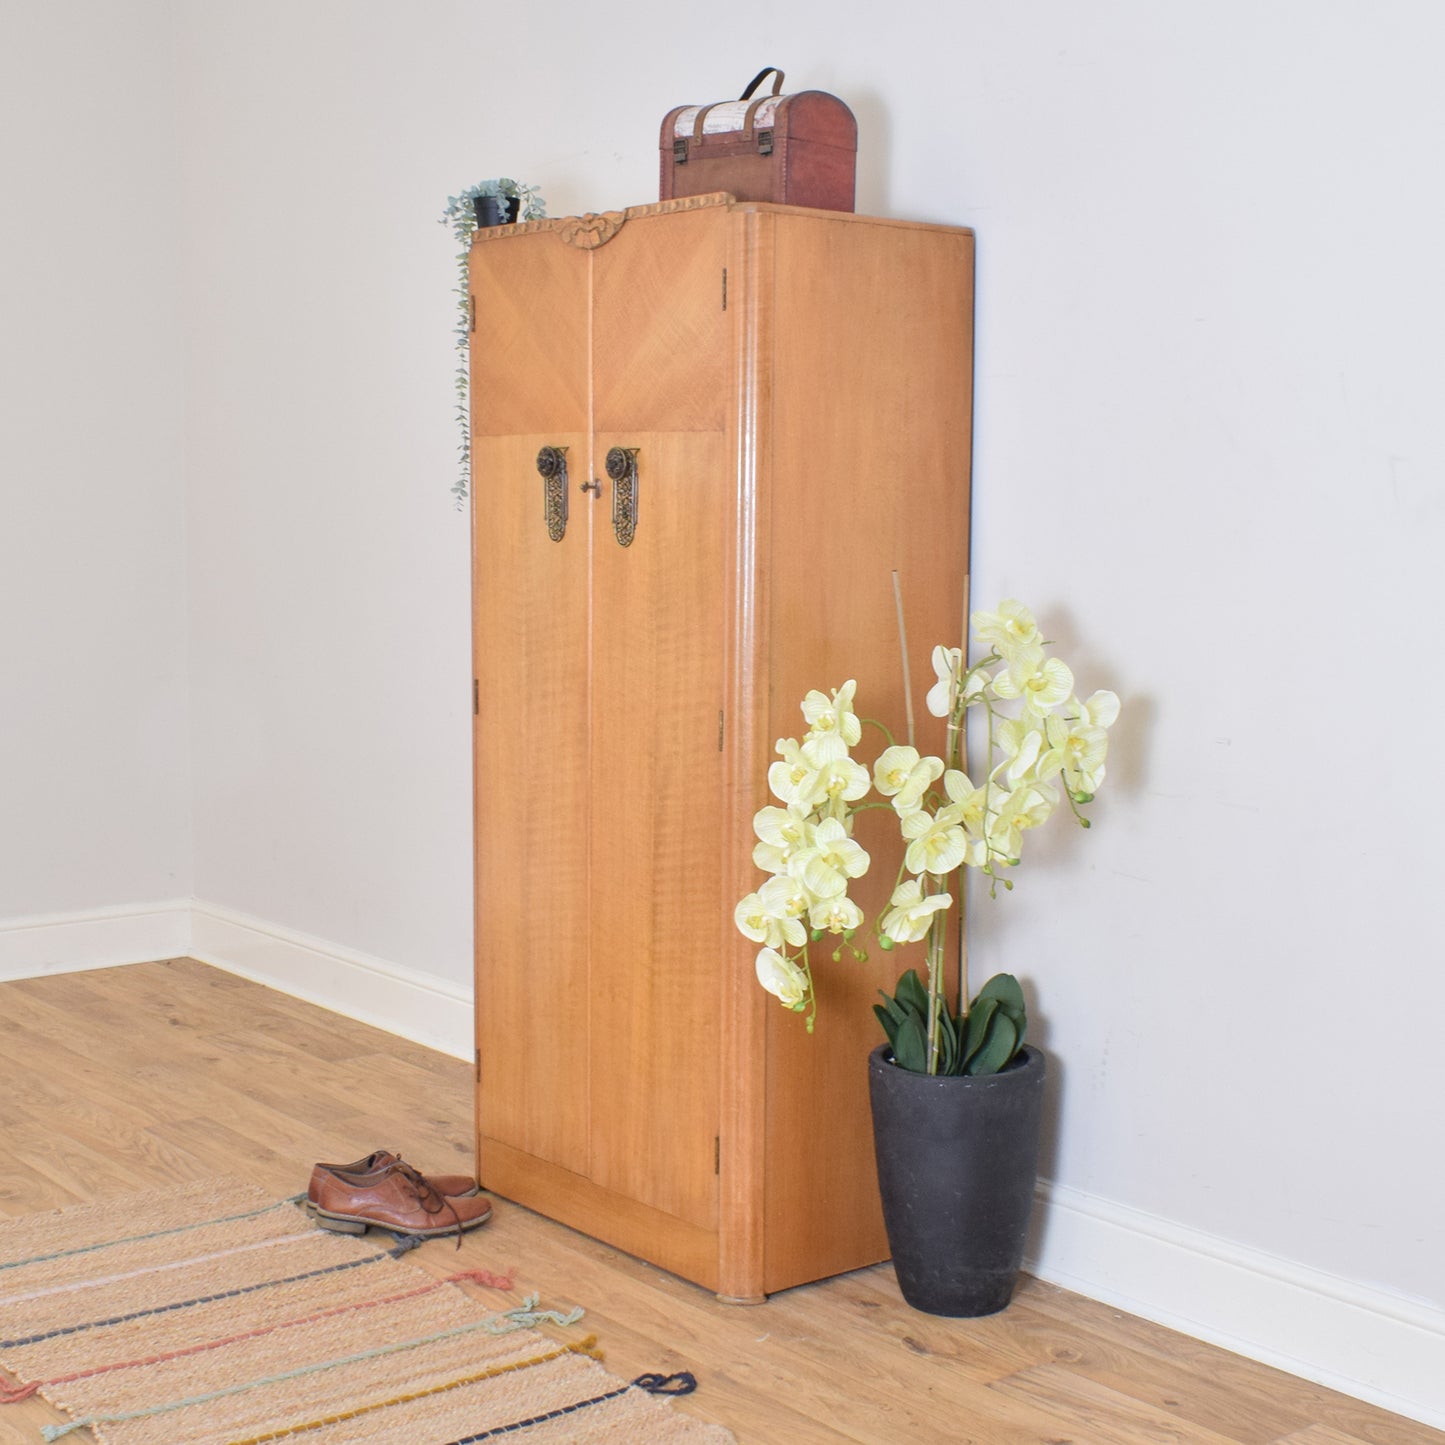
[396,1160,466,1249]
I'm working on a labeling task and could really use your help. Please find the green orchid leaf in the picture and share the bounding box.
[872,1001,903,1049]
[974,973,1027,1049]
[895,968,929,1016]
[966,1011,1019,1076]
[937,1009,961,1075]
[872,1002,892,1041]
[874,990,912,1036]
[976,973,1024,1016]
[962,995,999,1064]
[894,1011,929,1073]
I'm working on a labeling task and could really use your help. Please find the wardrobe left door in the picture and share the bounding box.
[471,229,592,1178]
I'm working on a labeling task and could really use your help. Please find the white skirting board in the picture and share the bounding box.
[1025,1180,1445,1430]
[1,899,1441,1429]
[188,900,473,1061]
[0,899,191,981]
[0,898,472,1061]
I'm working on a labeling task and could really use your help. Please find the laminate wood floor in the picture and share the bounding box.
[0,959,1437,1445]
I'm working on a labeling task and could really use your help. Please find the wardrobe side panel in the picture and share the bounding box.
[761,214,974,1292]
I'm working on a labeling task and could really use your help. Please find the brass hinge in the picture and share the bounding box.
[721,268,727,311]
[714,1136,720,1174]
[473,679,479,715]
[474,1050,481,1084]
[468,295,476,333]
[717,709,724,751]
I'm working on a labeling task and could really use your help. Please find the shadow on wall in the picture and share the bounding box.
[847,88,891,217]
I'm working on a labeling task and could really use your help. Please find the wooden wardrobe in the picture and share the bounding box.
[470,193,973,1300]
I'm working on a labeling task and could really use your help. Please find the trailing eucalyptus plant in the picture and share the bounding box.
[440,180,546,506]
[737,598,1119,1076]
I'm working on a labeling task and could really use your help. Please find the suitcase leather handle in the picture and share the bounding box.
[739,67,785,101]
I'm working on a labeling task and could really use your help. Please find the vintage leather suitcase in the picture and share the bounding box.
[659,68,856,212]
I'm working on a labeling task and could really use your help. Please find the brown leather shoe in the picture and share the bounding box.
[309,1150,478,1200]
[309,1158,492,1240]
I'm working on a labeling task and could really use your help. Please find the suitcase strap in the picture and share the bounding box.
[691,67,785,147]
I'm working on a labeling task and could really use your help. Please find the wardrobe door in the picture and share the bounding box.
[584,209,730,1228]
[472,232,591,1175]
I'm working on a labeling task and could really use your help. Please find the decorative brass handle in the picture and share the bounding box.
[535,446,569,542]
[606,447,639,547]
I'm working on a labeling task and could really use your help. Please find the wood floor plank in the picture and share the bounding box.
[991,1291,1314,1443]
[0,960,1440,1445]
[1270,1428,1380,1445]
[1018,1282,1445,1445]
[990,1363,1251,1444]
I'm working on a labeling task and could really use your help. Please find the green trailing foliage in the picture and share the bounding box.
[874,969,1027,1076]
[440,179,547,507]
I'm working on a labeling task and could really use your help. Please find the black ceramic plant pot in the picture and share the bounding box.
[868,1042,1046,1317]
[473,194,520,227]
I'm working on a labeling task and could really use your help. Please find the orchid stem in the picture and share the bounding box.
[891,571,915,750]
[957,572,970,1019]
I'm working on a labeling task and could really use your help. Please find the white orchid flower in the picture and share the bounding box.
[801,679,862,746]
[1079,689,1120,729]
[1046,690,1120,796]
[801,731,848,761]
[990,648,1074,716]
[751,805,815,874]
[981,786,1022,863]
[755,947,808,1009]
[753,803,813,848]
[925,647,991,718]
[993,717,1062,785]
[768,737,828,808]
[984,784,1057,863]
[938,773,998,869]
[1012,782,1058,830]
[808,894,865,935]
[790,816,870,899]
[879,878,953,944]
[808,740,872,817]
[734,891,806,949]
[942,770,987,834]
[872,746,944,815]
[758,873,812,925]
[1046,710,1111,797]
[925,646,962,718]
[900,802,969,876]
[971,599,1042,660]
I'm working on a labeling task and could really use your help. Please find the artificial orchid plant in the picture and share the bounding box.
[736,599,1119,1076]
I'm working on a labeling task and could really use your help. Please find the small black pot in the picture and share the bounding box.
[868,1042,1045,1316]
[473,194,520,228]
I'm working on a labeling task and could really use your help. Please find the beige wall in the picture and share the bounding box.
[0,0,191,919]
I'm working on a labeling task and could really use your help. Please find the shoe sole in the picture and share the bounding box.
[307,1200,493,1237]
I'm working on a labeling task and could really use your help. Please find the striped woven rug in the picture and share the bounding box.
[0,1179,733,1444]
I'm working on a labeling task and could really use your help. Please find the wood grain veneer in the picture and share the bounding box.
[470,194,973,1300]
